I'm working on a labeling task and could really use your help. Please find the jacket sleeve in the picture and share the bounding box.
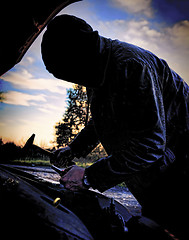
[69,118,100,158]
[85,60,167,192]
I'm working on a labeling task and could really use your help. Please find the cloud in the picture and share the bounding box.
[2,69,72,94]
[97,18,189,83]
[98,19,164,55]
[19,56,35,67]
[3,91,46,106]
[110,0,153,17]
[101,19,162,46]
[37,102,67,114]
[3,89,68,121]
[165,20,189,49]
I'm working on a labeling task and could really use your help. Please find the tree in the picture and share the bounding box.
[55,85,89,148]
[55,85,107,162]
[0,140,22,162]
[0,80,5,103]
[0,92,4,102]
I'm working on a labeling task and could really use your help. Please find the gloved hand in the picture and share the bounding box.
[51,146,75,168]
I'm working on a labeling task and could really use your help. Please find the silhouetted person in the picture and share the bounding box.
[41,15,189,239]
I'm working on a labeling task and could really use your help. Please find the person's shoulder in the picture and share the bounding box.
[111,39,145,65]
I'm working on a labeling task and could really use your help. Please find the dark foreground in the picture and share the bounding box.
[0,164,176,240]
[15,164,142,216]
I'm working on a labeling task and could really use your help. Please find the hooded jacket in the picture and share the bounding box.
[42,14,189,200]
[66,36,189,193]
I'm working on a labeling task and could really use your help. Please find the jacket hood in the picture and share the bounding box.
[41,14,112,88]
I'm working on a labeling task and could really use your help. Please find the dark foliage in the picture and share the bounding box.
[0,140,22,161]
[0,138,53,163]
[54,85,107,163]
[55,85,89,148]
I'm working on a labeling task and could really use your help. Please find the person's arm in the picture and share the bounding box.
[69,118,100,157]
[85,60,166,192]
[51,119,99,167]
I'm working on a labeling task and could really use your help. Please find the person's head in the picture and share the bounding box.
[41,14,101,87]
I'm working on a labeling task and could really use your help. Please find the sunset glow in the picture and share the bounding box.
[0,0,189,147]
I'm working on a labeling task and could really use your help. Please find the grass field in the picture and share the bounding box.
[8,159,51,166]
[7,158,93,168]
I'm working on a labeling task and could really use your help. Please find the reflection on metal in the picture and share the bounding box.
[53,197,61,207]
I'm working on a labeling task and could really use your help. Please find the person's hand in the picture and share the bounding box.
[60,165,87,191]
[51,146,75,167]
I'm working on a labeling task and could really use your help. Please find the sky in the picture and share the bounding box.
[0,0,189,147]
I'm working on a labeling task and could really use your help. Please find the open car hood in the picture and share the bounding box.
[0,0,80,76]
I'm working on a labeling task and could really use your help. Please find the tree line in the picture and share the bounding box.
[0,85,106,164]
[54,84,107,163]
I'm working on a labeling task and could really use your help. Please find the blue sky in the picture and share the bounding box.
[0,0,189,147]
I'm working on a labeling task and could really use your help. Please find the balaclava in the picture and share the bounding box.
[41,14,101,87]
